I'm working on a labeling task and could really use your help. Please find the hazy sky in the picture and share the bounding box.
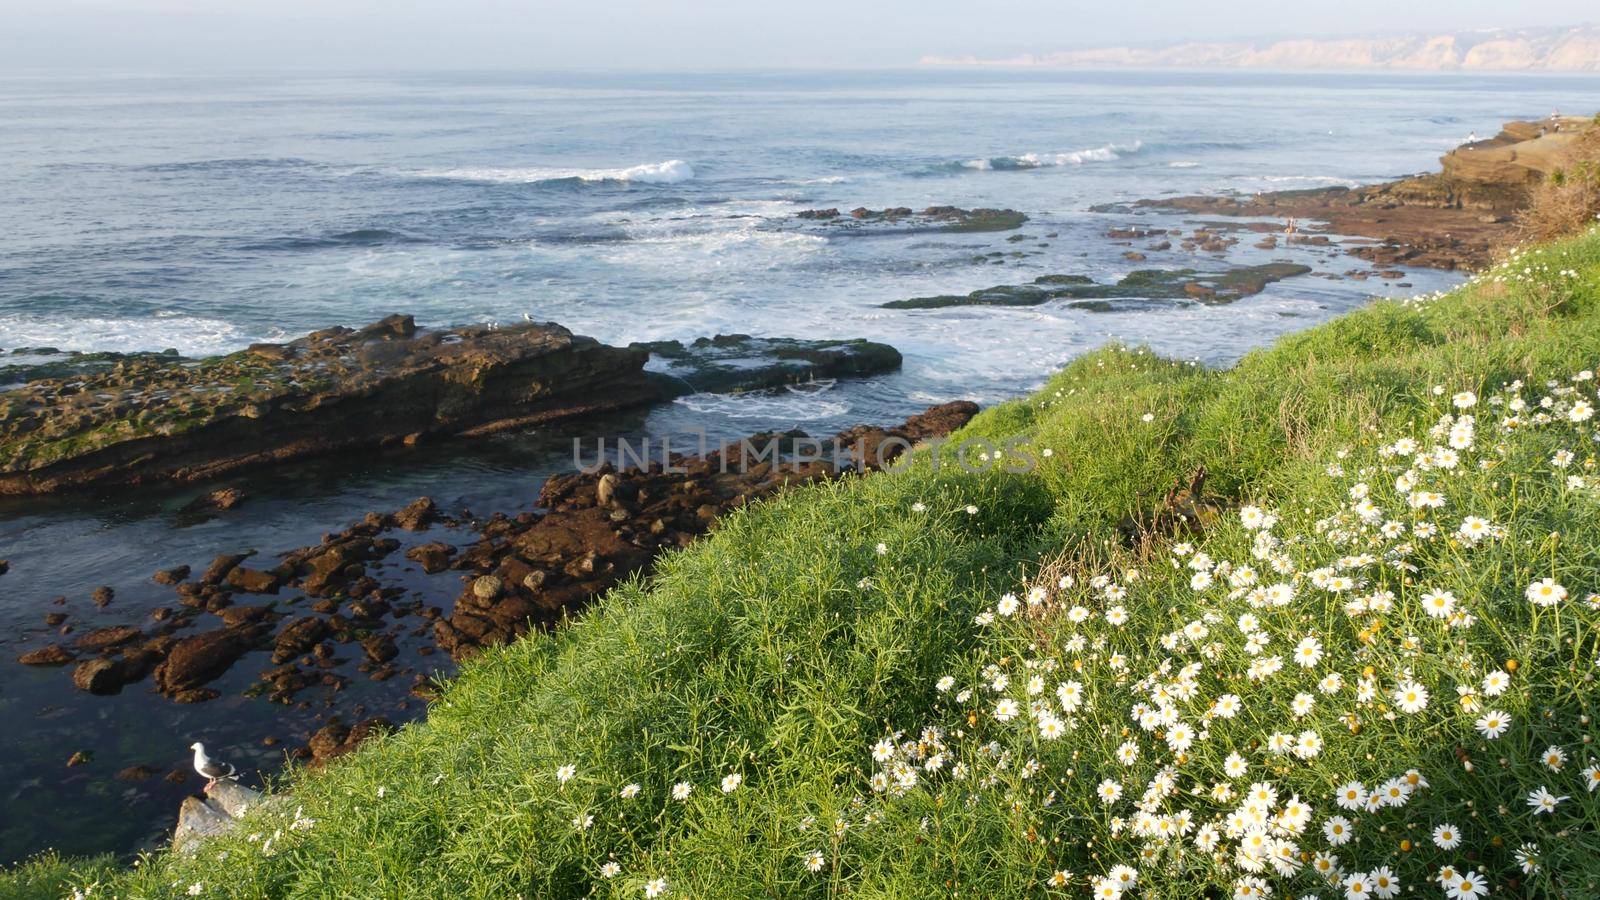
[0,0,1593,72]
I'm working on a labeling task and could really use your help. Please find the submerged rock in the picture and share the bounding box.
[881,264,1312,310]
[18,644,75,666]
[794,205,1027,233]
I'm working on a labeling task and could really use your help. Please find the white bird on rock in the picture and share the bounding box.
[190,742,238,788]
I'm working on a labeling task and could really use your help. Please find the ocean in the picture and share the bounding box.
[2,68,1598,862]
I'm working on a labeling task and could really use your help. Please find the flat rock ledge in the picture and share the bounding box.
[0,315,655,494]
[0,317,907,494]
[173,781,282,851]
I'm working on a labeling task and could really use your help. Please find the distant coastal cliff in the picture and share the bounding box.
[922,24,1600,72]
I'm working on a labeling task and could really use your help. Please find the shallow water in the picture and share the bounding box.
[3,68,1599,863]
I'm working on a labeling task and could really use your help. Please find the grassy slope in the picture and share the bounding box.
[8,231,1600,899]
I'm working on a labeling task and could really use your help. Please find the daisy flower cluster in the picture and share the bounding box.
[864,369,1600,897]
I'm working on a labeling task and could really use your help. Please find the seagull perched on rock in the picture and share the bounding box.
[190,742,238,788]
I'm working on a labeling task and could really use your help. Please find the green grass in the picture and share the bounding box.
[7,230,1600,899]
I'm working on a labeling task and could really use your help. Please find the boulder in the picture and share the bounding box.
[393,497,438,531]
[630,334,903,397]
[154,627,265,696]
[153,565,191,585]
[404,541,455,573]
[18,644,75,666]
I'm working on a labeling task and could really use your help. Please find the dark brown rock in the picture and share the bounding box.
[182,487,247,513]
[73,625,142,652]
[91,585,114,607]
[226,566,281,594]
[72,658,126,694]
[393,497,438,531]
[404,541,455,573]
[154,626,265,696]
[153,565,191,585]
[0,319,660,495]
[360,634,398,664]
[18,644,74,666]
[271,616,331,664]
[202,553,251,585]
[306,716,393,765]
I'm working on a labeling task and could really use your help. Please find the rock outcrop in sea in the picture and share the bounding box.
[0,317,905,494]
[1102,116,1592,270]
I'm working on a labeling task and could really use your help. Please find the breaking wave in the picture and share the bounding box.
[412,159,695,186]
[961,141,1142,171]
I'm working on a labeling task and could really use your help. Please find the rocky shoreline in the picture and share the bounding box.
[0,318,902,495]
[13,398,977,763]
[1095,116,1590,270]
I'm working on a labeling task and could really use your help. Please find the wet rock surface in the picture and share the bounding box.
[0,316,658,494]
[12,401,978,770]
[881,263,1312,310]
[1,317,911,495]
[633,334,903,395]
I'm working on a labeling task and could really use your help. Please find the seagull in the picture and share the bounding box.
[190,742,238,789]
[522,312,533,322]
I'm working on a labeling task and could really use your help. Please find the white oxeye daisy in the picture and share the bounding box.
[804,850,825,872]
[1527,786,1566,814]
[1431,823,1462,849]
[1474,710,1510,739]
[1393,681,1429,714]
[721,773,743,793]
[1542,746,1568,771]
[1582,764,1600,792]
[556,764,577,784]
[600,862,621,878]
[1323,815,1353,846]
[644,877,669,898]
[1481,669,1510,696]
[671,781,693,801]
[1445,870,1487,899]
[620,783,641,799]
[1525,578,1567,607]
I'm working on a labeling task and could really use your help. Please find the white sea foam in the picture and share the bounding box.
[0,313,273,356]
[963,141,1141,170]
[415,159,695,185]
[674,381,850,421]
[1168,161,1201,168]
[1238,174,1361,187]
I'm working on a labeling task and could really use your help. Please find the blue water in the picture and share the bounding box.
[3,69,1600,864]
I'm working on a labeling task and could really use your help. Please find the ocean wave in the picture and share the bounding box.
[0,313,274,356]
[1239,174,1361,187]
[673,380,850,421]
[413,159,695,186]
[1168,161,1201,168]
[960,141,1142,171]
